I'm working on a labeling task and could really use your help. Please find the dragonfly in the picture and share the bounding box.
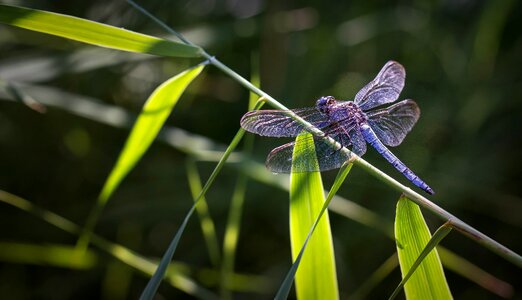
[240,61,434,195]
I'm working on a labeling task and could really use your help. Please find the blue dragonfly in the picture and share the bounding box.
[240,61,434,195]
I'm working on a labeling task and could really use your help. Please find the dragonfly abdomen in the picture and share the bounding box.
[360,124,434,195]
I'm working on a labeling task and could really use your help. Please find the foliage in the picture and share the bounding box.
[0,1,520,299]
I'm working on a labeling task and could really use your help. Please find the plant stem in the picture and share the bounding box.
[127,0,522,268]
[355,158,522,267]
[205,56,522,267]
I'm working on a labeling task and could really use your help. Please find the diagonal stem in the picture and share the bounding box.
[356,159,522,268]
[127,0,522,268]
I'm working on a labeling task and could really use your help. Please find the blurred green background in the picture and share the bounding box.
[0,0,520,299]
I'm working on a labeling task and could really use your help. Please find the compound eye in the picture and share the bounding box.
[316,96,336,114]
[326,96,335,105]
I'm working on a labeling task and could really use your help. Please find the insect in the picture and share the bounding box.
[240,61,434,195]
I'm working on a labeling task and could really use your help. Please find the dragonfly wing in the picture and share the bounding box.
[266,135,352,173]
[366,99,420,146]
[354,61,405,111]
[240,108,328,137]
[350,129,367,156]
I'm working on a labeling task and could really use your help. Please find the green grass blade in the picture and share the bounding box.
[0,190,270,297]
[0,189,217,299]
[77,64,205,250]
[0,83,510,297]
[98,63,205,202]
[393,196,453,300]
[286,132,339,300]
[0,4,202,57]
[0,242,97,269]
[220,173,248,298]
[185,159,221,268]
[139,111,261,300]
[276,162,352,300]
[102,223,142,300]
[220,64,260,299]
[390,224,452,299]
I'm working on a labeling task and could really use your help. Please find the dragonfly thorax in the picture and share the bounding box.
[344,101,368,125]
[317,97,367,125]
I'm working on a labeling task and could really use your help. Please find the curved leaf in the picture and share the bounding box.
[100,64,205,203]
[394,196,452,300]
[0,4,202,57]
[76,64,205,251]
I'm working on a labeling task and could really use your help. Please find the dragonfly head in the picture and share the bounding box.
[316,96,336,114]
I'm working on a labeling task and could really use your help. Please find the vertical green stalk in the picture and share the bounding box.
[220,70,260,299]
[220,174,248,299]
[185,159,221,268]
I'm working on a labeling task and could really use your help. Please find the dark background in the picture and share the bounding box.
[0,0,520,299]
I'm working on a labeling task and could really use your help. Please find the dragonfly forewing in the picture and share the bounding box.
[240,108,329,137]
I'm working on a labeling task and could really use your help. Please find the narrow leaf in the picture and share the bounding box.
[185,159,221,268]
[394,196,453,300]
[77,64,205,250]
[288,132,339,300]
[0,4,202,57]
[390,223,452,299]
[0,242,97,269]
[139,107,264,300]
[276,162,351,300]
[220,73,261,299]
[0,190,216,299]
[101,63,204,202]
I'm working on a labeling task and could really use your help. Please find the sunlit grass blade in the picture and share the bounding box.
[276,162,352,300]
[0,4,202,57]
[0,190,270,296]
[220,174,248,299]
[99,63,205,203]
[138,99,265,300]
[390,223,452,300]
[0,83,511,297]
[102,223,142,300]
[285,132,340,300]
[0,242,97,269]
[77,64,205,250]
[332,195,513,298]
[0,189,216,299]
[393,196,452,300]
[185,159,221,268]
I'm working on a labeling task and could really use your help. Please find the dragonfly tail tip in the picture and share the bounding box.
[426,187,435,195]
